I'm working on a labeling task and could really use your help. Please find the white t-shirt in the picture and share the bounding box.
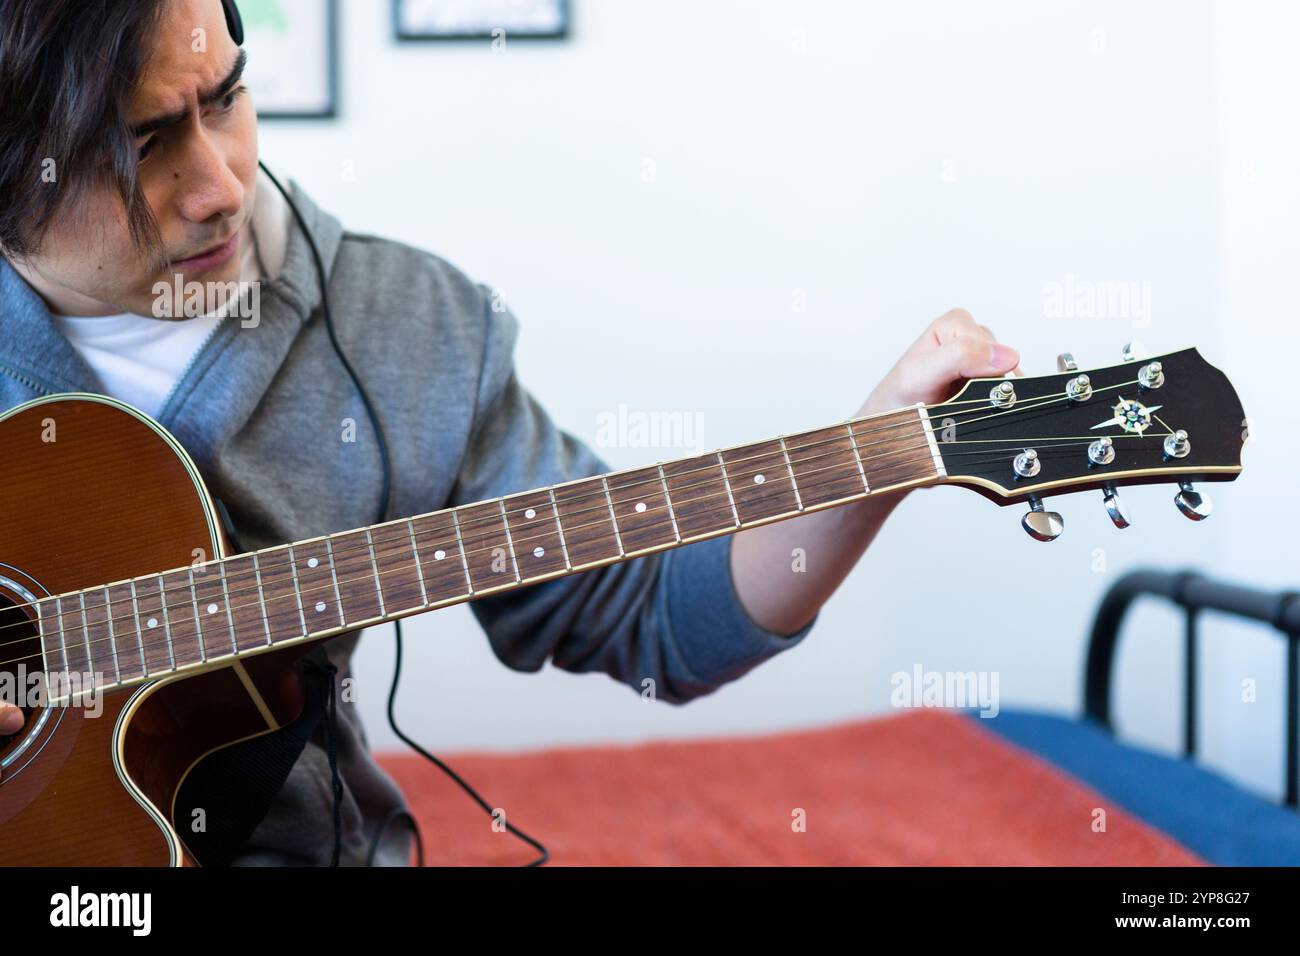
[50,170,290,420]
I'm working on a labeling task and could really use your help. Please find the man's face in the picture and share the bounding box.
[10,0,258,319]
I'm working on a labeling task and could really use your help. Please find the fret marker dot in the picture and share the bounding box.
[635,502,647,513]
[307,557,319,569]
[146,617,158,629]
[315,601,327,613]
[754,473,766,484]
[533,546,545,558]
[525,508,536,519]
[206,603,218,614]
[434,549,446,560]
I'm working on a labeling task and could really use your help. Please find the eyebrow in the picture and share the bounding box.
[130,49,248,139]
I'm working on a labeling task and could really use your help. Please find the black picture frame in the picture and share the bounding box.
[392,0,570,42]
[251,0,341,120]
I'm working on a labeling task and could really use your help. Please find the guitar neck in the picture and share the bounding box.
[39,404,946,697]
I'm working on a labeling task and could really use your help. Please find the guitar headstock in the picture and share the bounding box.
[927,345,1247,540]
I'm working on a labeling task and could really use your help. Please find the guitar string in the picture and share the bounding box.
[15,371,1140,630]
[0,379,1163,657]
[0,432,943,658]
[0,379,1168,656]
[5,433,1174,677]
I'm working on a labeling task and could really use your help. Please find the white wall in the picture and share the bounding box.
[257,0,1294,800]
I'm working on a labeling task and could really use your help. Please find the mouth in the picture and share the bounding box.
[168,230,241,273]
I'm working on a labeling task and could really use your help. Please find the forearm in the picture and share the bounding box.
[729,487,908,635]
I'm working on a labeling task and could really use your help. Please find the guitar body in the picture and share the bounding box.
[0,395,312,866]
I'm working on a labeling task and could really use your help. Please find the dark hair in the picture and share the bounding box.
[0,0,167,268]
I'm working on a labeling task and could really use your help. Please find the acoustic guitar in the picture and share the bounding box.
[0,346,1246,865]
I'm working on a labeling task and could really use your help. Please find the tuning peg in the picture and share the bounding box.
[1021,495,1064,541]
[1174,481,1213,521]
[1121,341,1147,363]
[1056,352,1079,372]
[1102,484,1131,529]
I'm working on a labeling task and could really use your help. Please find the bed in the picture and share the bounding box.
[377,569,1300,865]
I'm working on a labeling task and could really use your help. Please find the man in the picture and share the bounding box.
[0,0,1020,865]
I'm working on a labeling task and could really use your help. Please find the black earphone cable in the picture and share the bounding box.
[256,159,548,868]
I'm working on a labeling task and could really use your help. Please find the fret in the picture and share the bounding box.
[497,500,522,582]
[290,541,343,630]
[216,560,239,654]
[662,454,731,539]
[80,591,114,685]
[403,520,428,600]
[721,440,800,524]
[222,554,270,652]
[553,477,621,568]
[547,489,572,570]
[366,531,386,615]
[55,594,91,679]
[502,490,569,580]
[81,587,120,685]
[410,511,472,604]
[326,531,384,626]
[844,422,871,493]
[282,547,309,636]
[917,405,948,478]
[406,519,430,606]
[656,463,682,542]
[456,501,518,593]
[777,437,804,511]
[188,569,207,663]
[106,583,145,679]
[785,425,872,508]
[190,563,236,660]
[255,547,306,645]
[35,599,66,688]
[450,510,474,595]
[853,411,935,490]
[604,467,677,554]
[159,569,203,669]
[252,555,273,645]
[602,478,624,556]
[716,453,741,527]
[133,575,176,672]
[368,521,427,615]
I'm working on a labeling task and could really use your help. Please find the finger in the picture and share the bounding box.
[933,308,978,341]
[906,308,979,359]
[906,333,1020,392]
[0,703,22,734]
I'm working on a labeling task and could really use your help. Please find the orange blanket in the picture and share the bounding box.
[377,709,1203,866]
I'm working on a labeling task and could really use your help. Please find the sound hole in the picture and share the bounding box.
[0,591,44,768]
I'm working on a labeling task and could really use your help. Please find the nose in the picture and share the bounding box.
[173,123,245,226]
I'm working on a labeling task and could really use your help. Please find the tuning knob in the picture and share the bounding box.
[1021,495,1064,541]
[1102,484,1131,529]
[1163,429,1191,459]
[1088,436,1116,466]
[1121,341,1147,363]
[1057,352,1079,372]
[1174,481,1212,521]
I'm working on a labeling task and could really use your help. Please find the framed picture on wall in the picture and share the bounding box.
[242,0,340,119]
[394,0,569,41]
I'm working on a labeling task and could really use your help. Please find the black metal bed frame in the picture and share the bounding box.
[1084,569,1300,809]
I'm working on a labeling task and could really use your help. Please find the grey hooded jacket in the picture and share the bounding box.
[0,178,814,866]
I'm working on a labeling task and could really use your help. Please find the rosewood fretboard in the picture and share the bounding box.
[37,405,946,698]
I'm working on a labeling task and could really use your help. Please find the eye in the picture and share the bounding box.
[219,85,248,113]
[137,138,156,162]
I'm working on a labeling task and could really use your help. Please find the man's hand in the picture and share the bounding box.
[730,308,1021,635]
[856,308,1021,417]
